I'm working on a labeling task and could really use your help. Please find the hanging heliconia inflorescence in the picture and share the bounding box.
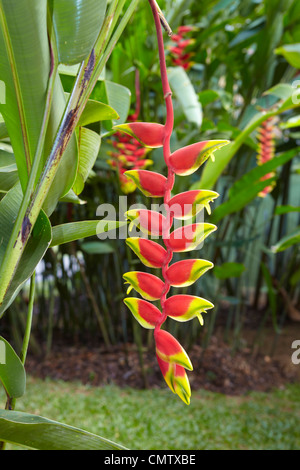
[168,25,197,70]
[115,0,229,405]
[256,116,277,198]
[107,70,153,194]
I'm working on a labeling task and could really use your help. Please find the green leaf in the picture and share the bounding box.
[0,337,26,399]
[198,90,219,107]
[50,220,127,247]
[194,84,300,190]
[51,0,107,65]
[274,205,300,215]
[0,0,52,191]
[214,262,245,280]
[0,0,78,214]
[168,66,203,127]
[60,69,131,132]
[59,189,86,205]
[271,226,300,253]
[210,148,298,223]
[0,410,126,450]
[78,100,119,127]
[90,80,131,134]
[0,184,52,318]
[275,43,300,68]
[0,149,18,193]
[73,127,101,195]
[81,241,115,254]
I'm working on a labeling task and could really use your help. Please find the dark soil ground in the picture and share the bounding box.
[25,317,300,396]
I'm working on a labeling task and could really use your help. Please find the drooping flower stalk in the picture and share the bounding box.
[117,0,229,404]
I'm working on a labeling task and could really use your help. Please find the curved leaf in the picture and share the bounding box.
[73,127,101,195]
[271,227,300,253]
[50,220,127,247]
[0,410,126,450]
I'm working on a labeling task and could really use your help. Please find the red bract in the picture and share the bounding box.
[155,329,193,371]
[164,294,214,324]
[121,2,229,405]
[169,189,219,219]
[156,355,191,405]
[126,238,167,268]
[123,271,165,301]
[114,122,165,148]
[166,259,213,287]
[169,140,229,176]
[126,209,167,236]
[124,297,161,329]
[167,223,217,252]
[125,170,167,197]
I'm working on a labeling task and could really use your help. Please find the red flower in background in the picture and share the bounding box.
[107,71,154,194]
[168,25,197,70]
[256,116,278,197]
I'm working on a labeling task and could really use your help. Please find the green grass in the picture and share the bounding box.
[1,376,300,450]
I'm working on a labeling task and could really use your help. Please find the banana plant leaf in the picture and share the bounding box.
[0,410,126,450]
[50,0,107,65]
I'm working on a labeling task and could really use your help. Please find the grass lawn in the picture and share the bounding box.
[1,376,299,450]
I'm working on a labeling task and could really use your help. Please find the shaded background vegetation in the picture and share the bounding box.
[3,0,300,364]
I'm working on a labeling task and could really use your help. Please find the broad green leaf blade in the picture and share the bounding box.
[271,227,300,253]
[0,184,52,318]
[50,220,127,247]
[0,337,26,399]
[0,410,126,450]
[73,127,101,195]
[51,0,107,65]
[168,66,203,127]
[0,0,51,191]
